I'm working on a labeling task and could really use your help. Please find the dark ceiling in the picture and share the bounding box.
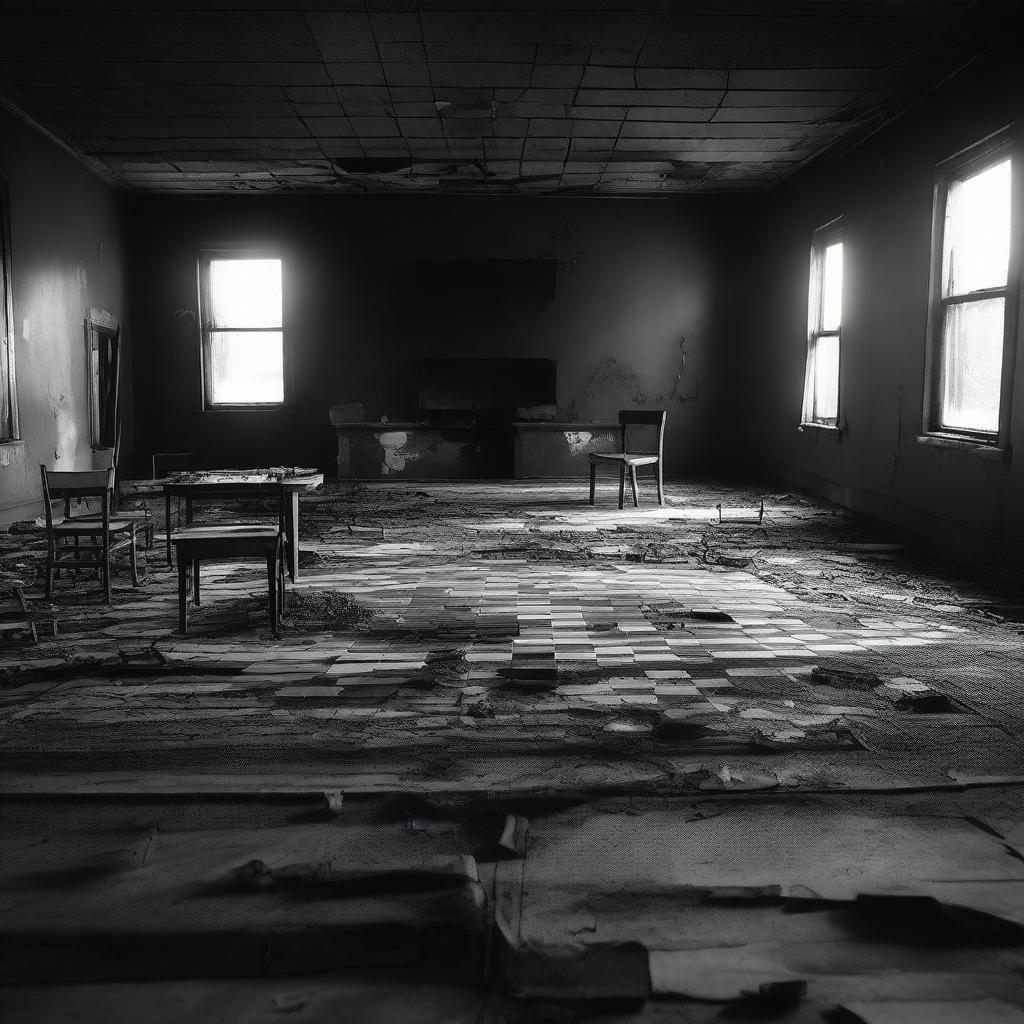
[0,1,1014,196]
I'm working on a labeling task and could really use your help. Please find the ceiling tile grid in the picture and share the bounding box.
[0,1,1009,195]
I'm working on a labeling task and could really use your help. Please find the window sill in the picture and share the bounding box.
[798,422,842,435]
[203,404,288,413]
[916,433,1008,460]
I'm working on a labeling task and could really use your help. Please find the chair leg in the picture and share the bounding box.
[165,495,173,567]
[45,540,54,600]
[589,463,596,505]
[267,552,279,635]
[103,532,112,605]
[278,542,287,615]
[618,465,625,510]
[192,559,200,606]
[129,526,140,587]
[177,557,188,634]
[629,465,639,508]
[656,462,664,506]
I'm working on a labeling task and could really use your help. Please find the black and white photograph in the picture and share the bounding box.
[1,2,1024,1021]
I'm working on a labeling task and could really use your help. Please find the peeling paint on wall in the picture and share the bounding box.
[583,358,647,404]
[49,389,79,464]
[564,430,595,455]
[379,430,423,475]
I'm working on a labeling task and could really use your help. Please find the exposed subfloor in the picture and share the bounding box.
[3,479,1024,1022]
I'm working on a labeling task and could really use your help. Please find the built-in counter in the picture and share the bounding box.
[512,421,620,478]
[333,420,622,479]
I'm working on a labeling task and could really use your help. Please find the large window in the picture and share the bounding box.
[0,180,18,441]
[925,133,1017,443]
[199,252,284,408]
[801,220,843,428]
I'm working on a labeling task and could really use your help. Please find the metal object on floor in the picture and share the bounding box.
[715,498,765,525]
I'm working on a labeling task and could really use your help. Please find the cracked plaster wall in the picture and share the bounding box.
[0,106,130,523]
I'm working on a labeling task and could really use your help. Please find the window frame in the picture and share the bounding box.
[800,217,844,430]
[197,248,288,411]
[921,126,1021,449]
[0,178,19,442]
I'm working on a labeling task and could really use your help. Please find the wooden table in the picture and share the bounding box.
[158,471,324,582]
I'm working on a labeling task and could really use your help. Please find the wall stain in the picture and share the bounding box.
[582,357,647,404]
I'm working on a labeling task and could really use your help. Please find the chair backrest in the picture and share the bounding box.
[619,409,666,459]
[152,452,193,479]
[40,466,114,532]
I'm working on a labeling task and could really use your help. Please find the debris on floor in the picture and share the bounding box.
[4,479,1024,1021]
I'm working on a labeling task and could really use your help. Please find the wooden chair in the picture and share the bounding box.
[588,410,666,509]
[171,483,286,635]
[67,427,155,549]
[40,466,140,604]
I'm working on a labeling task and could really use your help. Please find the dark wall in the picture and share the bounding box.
[741,52,1024,564]
[127,194,753,478]
[0,107,130,522]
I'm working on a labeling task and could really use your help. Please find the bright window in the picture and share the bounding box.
[929,148,1013,438]
[199,252,284,407]
[801,222,843,427]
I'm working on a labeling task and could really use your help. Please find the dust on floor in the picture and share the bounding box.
[2,479,1024,1022]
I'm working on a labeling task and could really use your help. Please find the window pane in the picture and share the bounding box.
[942,157,1011,296]
[811,334,840,423]
[208,258,282,328]
[939,297,1004,433]
[208,331,284,404]
[821,241,843,331]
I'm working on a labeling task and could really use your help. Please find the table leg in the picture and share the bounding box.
[177,554,188,634]
[165,493,172,566]
[185,493,194,526]
[287,490,299,583]
[268,552,279,634]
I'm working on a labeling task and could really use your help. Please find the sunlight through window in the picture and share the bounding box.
[201,255,284,406]
[936,157,1010,434]
[802,225,843,427]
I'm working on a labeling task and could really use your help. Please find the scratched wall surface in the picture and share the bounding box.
[0,107,129,523]
[128,194,754,479]
[740,51,1024,566]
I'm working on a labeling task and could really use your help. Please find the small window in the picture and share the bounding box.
[925,132,1017,444]
[198,251,284,408]
[0,179,18,441]
[801,221,843,428]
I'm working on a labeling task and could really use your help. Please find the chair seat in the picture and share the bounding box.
[53,519,136,534]
[73,508,151,522]
[587,452,660,466]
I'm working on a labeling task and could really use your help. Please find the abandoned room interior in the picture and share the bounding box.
[5,1,1024,1021]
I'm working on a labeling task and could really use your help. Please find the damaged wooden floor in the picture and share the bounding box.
[3,480,1024,1022]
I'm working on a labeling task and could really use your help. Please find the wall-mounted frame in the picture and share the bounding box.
[85,307,120,451]
[0,177,18,442]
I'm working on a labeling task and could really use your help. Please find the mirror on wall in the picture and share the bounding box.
[85,308,120,451]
